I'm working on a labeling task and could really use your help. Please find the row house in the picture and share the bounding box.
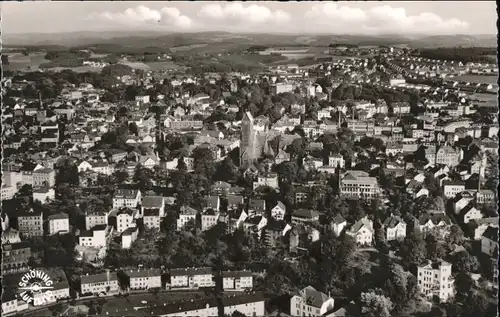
[33,269,70,306]
[80,271,119,295]
[127,269,162,290]
[170,267,214,289]
[222,270,253,290]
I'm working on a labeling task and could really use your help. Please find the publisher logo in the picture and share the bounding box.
[18,269,54,304]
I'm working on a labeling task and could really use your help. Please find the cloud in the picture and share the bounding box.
[304,3,469,34]
[198,3,290,26]
[88,5,192,29]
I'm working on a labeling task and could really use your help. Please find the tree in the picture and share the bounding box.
[425,233,445,261]
[192,147,217,180]
[214,157,238,182]
[360,291,394,317]
[400,230,426,269]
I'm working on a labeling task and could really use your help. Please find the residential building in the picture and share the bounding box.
[442,181,466,198]
[170,267,214,289]
[33,168,56,188]
[222,270,253,290]
[33,269,70,306]
[458,204,483,224]
[418,214,452,235]
[340,170,380,198]
[201,209,220,231]
[127,269,162,290]
[383,215,407,241]
[121,227,138,249]
[346,216,374,246]
[328,153,345,168]
[481,226,498,257]
[85,211,108,230]
[33,187,55,203]
[417,260,454,302]
[144,209,161,229]
[80,271,119,295]
[331,214,347,236]
[271,201,286,221]
[2,242,31,274]
[290,286,335,317]
[141,292,265,317]
[141,196,165,217]
[78,224,109,248]
[112,189,142,209]
[253,173,279,190]
[177,206,198,231]
[47,213,70,235]
[116,208,137,233]
[17,211,43,237]
[291,209,320,225]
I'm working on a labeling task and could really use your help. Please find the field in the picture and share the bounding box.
[4,52,50,71]
[170,44,208,52]
[118,60,184,71]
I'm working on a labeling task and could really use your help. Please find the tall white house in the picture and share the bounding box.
[47,213,70,235]
[290,286,335,317]
[417,260,455,303]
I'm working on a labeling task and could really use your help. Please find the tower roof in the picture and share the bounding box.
[243,111,254,122]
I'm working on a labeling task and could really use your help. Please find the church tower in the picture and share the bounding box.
[240,112,255,167]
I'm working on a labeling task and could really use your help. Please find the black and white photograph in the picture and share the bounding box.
[1,1,498,316]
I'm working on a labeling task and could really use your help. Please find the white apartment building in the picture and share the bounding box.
[112,189,142,209]
[328,153,345,168]
[177,206,198,231]
[156,292,265,317]
[417,260,454,302]
[80,271,119,295]
[128,269,162,290]
[47,213,70,235]
[253,173,279,190]
[79,224,108,248]
[222,270,253,290]
[85,211,108,230]
[290,286,335,317]
[121,227,138,249]
[340,170,379,198]
[170,267,214,289]
[116,208,137,233]
[442,181,466,198]
[201,210,219,231]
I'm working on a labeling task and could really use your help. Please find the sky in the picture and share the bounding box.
[2,1,497,35]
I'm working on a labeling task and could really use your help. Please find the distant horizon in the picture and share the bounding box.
[2,2,496,35]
